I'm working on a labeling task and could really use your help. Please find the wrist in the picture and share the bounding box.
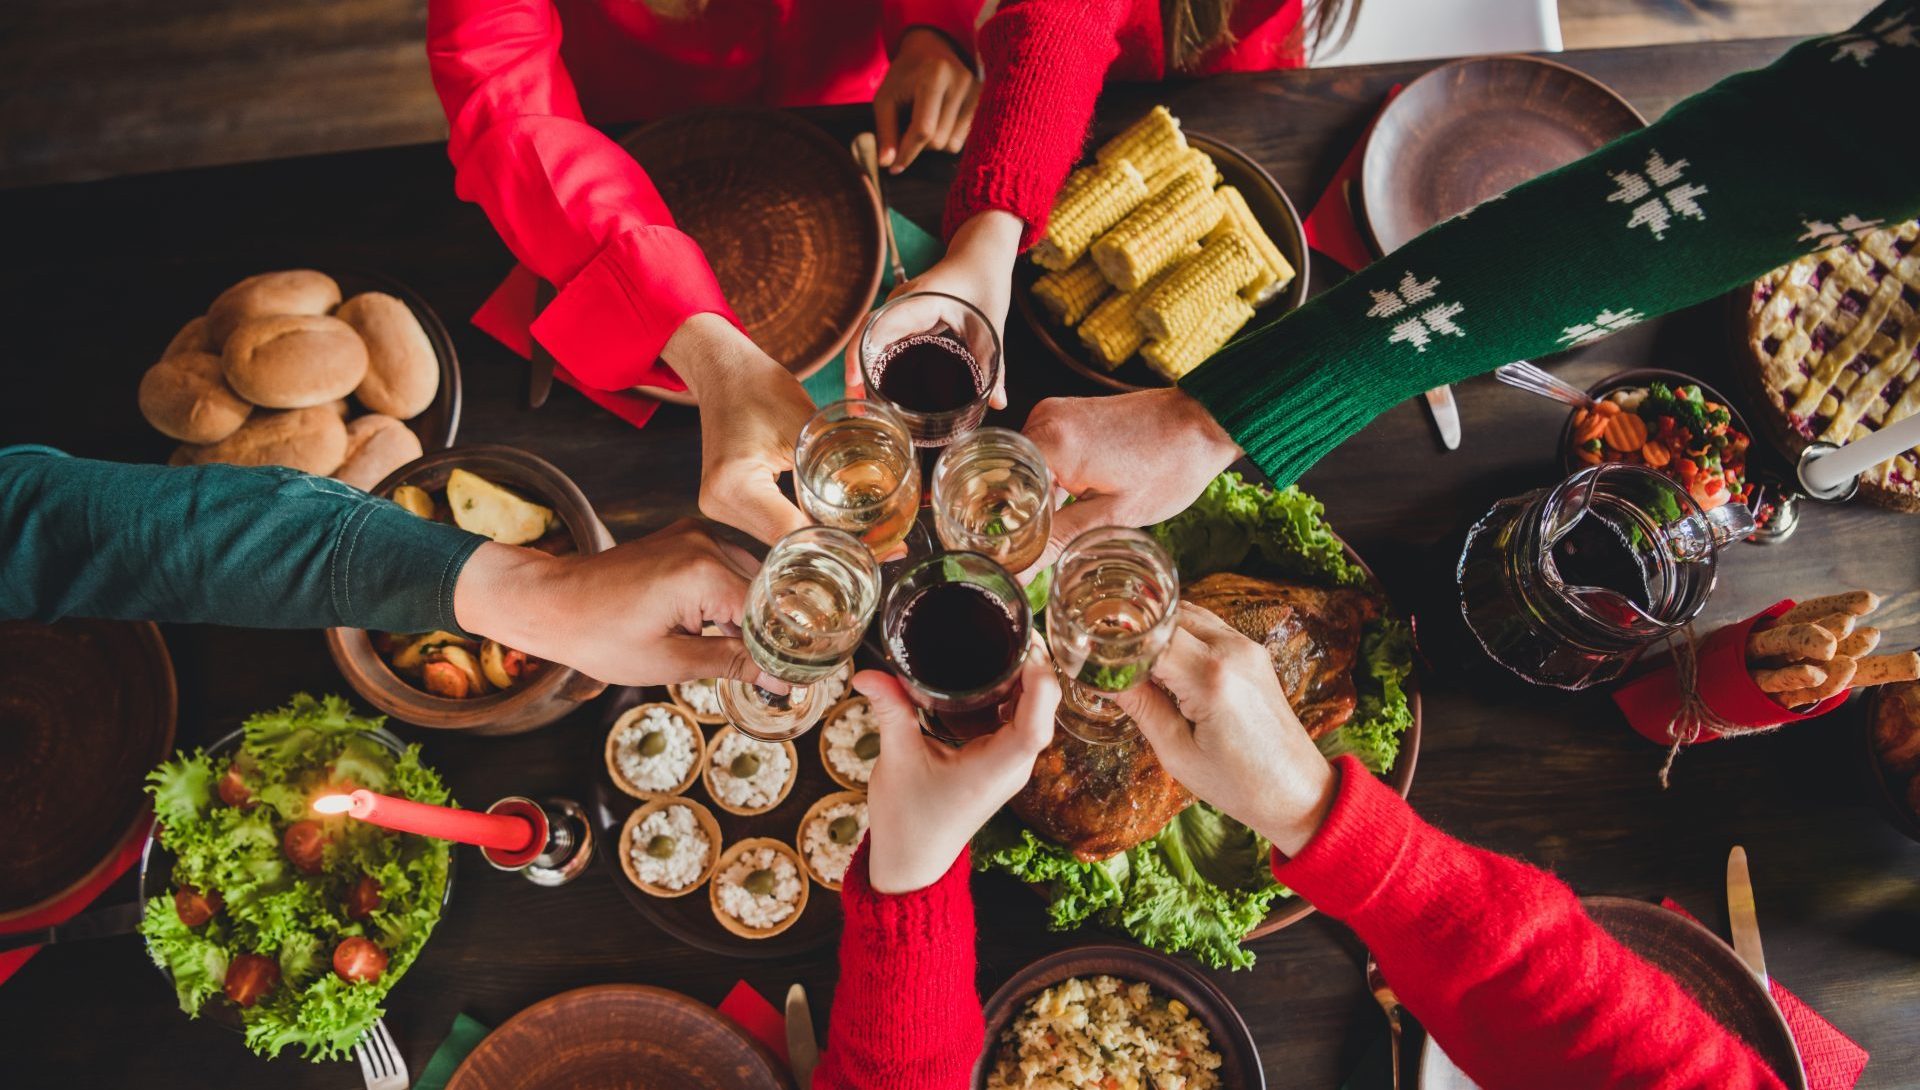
[866,832,962,895]
[452,542,566,652]
[662,313,770,400]
[1253,758,1339,859]
[1158,386,1241,468]
[949,210,1024,270]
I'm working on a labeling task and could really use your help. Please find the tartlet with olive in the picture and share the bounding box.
[702,727,798,816]
[709,837,810,939]
[604,702,705,799]
[795,791,869,892]
[618,797,722,899]
[819,696,881,791]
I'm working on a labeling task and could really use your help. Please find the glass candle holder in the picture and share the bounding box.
[1046,527,1179,745]
[932,427,1054,576]
[795,399,921,557]
[882,551,1031,743]
[857,291,1002,451]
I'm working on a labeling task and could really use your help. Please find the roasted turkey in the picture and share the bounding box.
[1009,730,1194,862]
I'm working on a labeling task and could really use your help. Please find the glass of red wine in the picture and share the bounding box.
[881,551,1032,743]
[856,291,1002,452]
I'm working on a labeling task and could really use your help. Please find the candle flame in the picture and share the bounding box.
[312,793,354,816]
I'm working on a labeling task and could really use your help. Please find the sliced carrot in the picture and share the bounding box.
[1603,412,1649,452]
[1595,400,1622,416]
[1640,441,1672,468]
[1576,446,1604,465]
[1574,413,1609,444]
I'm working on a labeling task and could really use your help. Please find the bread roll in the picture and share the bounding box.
[223,314,368,409]
[168,444,201,467]
[206,270,341,347]
[188,405,349,476]
[338,293,438,419]
[138,350,252,444]
[163,316,213,358]
[334,413,424,491]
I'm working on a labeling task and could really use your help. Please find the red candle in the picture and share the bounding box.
[313,789,537,853]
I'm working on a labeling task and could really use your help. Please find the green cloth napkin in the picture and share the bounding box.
[801,209,943,406]
[414,1013,492,1090]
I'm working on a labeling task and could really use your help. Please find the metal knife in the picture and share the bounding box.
[0,900,144,954]
[1727,845,1768,987]
[786,983,820,1089]
[528,280,557,409]
[1424,385,1462,450]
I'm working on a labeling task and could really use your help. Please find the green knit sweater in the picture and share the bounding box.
[1182,0,1920,487]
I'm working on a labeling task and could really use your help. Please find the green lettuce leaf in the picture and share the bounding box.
[1317,617,1417,774]
[139,895,229,1014]
[147,750,218,829]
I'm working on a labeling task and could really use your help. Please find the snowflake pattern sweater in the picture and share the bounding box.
[1179,0,1920,487]
[815,758,1783,1090]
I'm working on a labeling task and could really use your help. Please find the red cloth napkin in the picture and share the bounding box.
[717,979,791,1068]
[471,265,688,430]
[1660,898,1869,1090]
[1301,85,1402,272]
[0,816,149,986]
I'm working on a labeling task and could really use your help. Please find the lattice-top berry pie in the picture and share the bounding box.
[1744,219,1920,512]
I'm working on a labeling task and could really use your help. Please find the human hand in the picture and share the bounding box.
[454,518,772,688]
[872,27,978,173]
[879,210,1023,409]
[1113,604,1336,856]
[860,649,1059,893]
[1024,386,1241,570]
[665,314,815,545]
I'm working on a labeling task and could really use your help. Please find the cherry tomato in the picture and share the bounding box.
[332,937,389,983]
[217,763,253,809]
[223,953,280,1007]
[282,820,328,874]
[346,875,383,921]
[173,884,222,927]
[421,660,470,699]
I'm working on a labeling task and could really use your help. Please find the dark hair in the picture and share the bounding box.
[1163,0,1361,71]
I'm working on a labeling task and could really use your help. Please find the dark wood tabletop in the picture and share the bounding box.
[5,35,1918,1088]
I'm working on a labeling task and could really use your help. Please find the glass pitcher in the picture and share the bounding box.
[1456,464,1754,689]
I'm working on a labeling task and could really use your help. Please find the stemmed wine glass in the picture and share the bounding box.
[881,551,1032,743]
[1046,527,1180,745]
[931,427,1053,576]
[794,399,920,557]
[718,527,881,741]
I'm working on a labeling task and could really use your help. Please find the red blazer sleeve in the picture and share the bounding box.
[1275,757,1786,1090]
[942,0,1130,247]
[425,0,740,389]
[814,843,981,1090]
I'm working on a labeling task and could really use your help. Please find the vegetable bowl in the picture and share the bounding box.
[1557,369,1763,519]
[137,695,454,1060]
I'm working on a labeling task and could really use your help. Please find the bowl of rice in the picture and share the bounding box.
[819,696,880,791]
[795,790,868,891]
[618,797,721,898]
[667,678,727,726]
[709,837,809,940]
[605,702,705,799]
[703,727,797,816]
[976,945,1263,1090]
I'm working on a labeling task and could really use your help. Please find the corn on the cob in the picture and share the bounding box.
[1142,294,1255,381]
[1032,160,1150,270]
[1146,146,1219,197]
[1076,252,1193,369]
[1096,106,1187,180]
[1090,173,1224,291]
[1137,233,1262,342]
[1208,185,1296,302]
[1032,257,1111,326]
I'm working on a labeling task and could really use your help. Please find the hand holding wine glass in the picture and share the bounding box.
[863,211,1022,413]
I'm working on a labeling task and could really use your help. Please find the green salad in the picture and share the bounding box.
[139,694,452,1060]
[976,474,1416,969]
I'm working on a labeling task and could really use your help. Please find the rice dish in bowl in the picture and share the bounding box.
[709,837,809,939]
[986,974,1222,1090]
[605,702,704,798]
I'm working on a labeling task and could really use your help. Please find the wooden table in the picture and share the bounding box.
[4,36,1917,1088]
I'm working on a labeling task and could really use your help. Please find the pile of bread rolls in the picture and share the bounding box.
[138,269,440,490]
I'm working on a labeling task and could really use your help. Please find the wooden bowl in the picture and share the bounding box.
[702,728,799,816]
[975,944,1265,1089]
[1014,132,1309,393]
[794,790,868,892]
[708,837,810,941]
[324,445,613,734]
[667,679,729,726]
[1863,681,1920,843]
[605,703,706,800]
[619,109,883,386]
[817,695,878,791]
[618,797,723,899]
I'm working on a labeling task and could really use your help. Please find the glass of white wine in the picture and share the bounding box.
[1046,527,1180,745]
[719,527,881,741]
[795,399,920,557]
[932,427,1053,575]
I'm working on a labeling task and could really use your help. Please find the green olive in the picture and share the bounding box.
[828,815,860,845]
[637,730,667,757]
[645,834,676,859]
[853,731,880,761]
[729,752,762,779]
[743,868,775,896]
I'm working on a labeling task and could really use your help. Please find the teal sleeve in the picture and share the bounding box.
[0,449,487,634]
[1181,0,1920,487]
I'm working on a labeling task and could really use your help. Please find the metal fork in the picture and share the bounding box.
[1366,954,1402,1090]
[1493,360,1601,412]
[355,1018,409,1090]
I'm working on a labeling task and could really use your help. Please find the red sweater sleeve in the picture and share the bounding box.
[885,0,983,60]
[425,0,739,389]
[815,843,980,1090]
[942,0,1130,246]
[1275,757,1786,1090]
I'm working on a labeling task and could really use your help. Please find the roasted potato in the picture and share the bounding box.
[480,640,535,690]
[388,630,474,674]
[446,468,554,545]
[391,484,436,520]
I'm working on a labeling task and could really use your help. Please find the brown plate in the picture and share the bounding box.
[1014,132,1310,393]
[975,944,1265,1089]
[590,687,845,959]
[0,619,175,923]
[619,109,883,387]
[446,983,793,1090]
[1361,56,1645,255]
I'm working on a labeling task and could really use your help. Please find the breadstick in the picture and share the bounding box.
[1746,623,1837,663]
[1753,663,1826,692]
[1777,655,1857,708]
[1812,613,1857,639]
[1778,590,1881,625]
[1837,627,1882,659]
[1852,651,1920,688]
